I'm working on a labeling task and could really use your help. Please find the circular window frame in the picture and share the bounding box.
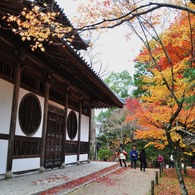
[19,93,42,136]
[67,111,78,140]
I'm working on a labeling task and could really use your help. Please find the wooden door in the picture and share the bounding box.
[45,107,65,169]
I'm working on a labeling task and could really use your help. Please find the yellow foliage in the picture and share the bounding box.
[124,137,131,145]
[3,4,74,52]
[183,152,193,156]
[144,141,165,149]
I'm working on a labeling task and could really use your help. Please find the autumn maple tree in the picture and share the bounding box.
[124,4,195,195]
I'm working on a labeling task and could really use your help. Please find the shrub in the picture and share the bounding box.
[98,149,112,161]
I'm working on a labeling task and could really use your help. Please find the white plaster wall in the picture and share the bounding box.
[0,79,13,134]
[80,115,89,142]
[15,88,44,137]
[12,158,40,172]
[66,109,79,141]
[65,155,77,164]
[79,154,88,162]
[0,140,8,174]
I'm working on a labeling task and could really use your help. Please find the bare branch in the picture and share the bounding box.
[177,129,195,137]
[75,3,195,32]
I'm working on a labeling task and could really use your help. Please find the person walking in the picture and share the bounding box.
[130,146,138,169]
[157,154,163,169]
[118,144,127,167]
[140,148,147,171]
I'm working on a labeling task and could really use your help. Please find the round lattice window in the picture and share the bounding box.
[19,93,41,136]
[67,111,77,140]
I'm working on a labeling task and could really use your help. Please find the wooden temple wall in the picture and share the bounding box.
[0,50,91,176]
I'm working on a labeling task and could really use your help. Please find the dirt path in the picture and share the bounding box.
[68,167,158,195]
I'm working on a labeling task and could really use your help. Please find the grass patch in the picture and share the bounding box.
[155,169,195,195]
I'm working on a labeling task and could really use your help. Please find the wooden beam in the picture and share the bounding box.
[62,92,69,167]
[77,99,82,165]
[0,133,9,140]
[5,63,21,178]
[40,80,50,172]
[88,108,92,162]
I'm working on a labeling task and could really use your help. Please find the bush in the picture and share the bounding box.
[98,149,112,161]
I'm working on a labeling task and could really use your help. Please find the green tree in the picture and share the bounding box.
[132,61,151,98]
[104,70,133,99]
[96,69,133,143]
[97,108,138,158]
[96,70,134,152]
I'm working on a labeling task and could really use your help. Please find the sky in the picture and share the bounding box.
[57,0,144,79]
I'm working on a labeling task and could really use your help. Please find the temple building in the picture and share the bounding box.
[0,0,123,177]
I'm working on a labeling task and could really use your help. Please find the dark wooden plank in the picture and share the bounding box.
[65,153,78,155]
[0,133,9,140]
[88,108,91,160]
[77,100,82,163]
[14,135,42,142]
[6,63,21,176]
[40,81,49,170]
[13,155,40,159]
[62,93,68,164]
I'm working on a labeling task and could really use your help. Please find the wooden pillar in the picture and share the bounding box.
[151,180,154,195]
[61,92,69,168]
[77,100,82,165]
[155,171,158,185]
[5,63,21,178]
[88,108,92,162]
[40,80,50,172]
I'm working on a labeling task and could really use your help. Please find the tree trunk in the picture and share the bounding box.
[175,160,188,195]
[183,154,188,176]
[120,124,124,144]
[91,109,97,160]
[174,147,188,195]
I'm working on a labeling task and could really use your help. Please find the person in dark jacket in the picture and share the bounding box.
[139,148,147,171]
[130,146,138,169]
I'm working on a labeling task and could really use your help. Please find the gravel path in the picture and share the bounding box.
[68,167,158,195]
[0,161,118,195]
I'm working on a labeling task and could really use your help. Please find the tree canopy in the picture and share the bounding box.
[104,70,133,99]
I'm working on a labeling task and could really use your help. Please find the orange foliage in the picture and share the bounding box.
[125,6,195,149]
[126,99,194,149]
